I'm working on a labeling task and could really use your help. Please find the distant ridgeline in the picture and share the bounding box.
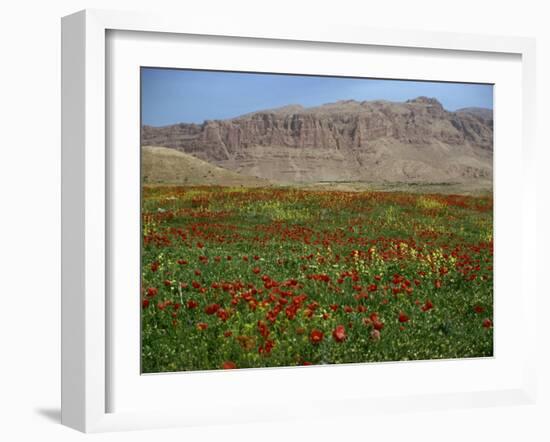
[141,97,493,186]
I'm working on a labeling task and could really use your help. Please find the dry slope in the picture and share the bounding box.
[142,146,270,186]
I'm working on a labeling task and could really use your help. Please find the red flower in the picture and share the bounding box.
[221,361,236,369]
[223,330,233,337]
[332,325,347,343]
[146,287,158,297]
[259,339,275,355]
[482,318,493,328]
[150,261,159,272]
[205,303,220,315]
[398,312,410,323]
[252,267,261,274]
[257,320,270,338]
[141,299,150,309]
[164,279,172,287]
[194,269,202,276]
[196,322,208,330]
[434,279,442,289]
[186,299,198,309]
[421,300,434,312]
[217,308,229,322]
[192,280,201,289]
[309,329,324,344]
[473,305,485,314]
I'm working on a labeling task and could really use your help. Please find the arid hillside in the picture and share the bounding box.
[141,97,493,187]
[142,146,270,187]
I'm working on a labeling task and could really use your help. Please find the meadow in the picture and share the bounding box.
[141,186,493,372]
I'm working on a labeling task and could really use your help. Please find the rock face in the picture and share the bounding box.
[141,97,493,185]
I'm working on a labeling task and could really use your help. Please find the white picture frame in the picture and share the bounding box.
[61,9,537,433]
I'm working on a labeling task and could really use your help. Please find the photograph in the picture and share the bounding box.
[139,68,494,373]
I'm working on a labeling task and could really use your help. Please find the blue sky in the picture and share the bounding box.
[141,68,493,127]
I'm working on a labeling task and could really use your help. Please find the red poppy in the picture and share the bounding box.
[141,299,150,309]
[421,300,434,312]
[223,330,233,337]
[257,320,270,338]
[150,261,159,272]
[309,329,324,344]
[196,322,208,330]
[217,308,229,322]
[164,280,172,287]
[259,339,275,355]
[194,269,202,276]
[482,318,493,328]
[186,299,198,309]
[332,325,347,343]
[146,287,158,297]
[157,300,171,310]
[434,279,442,289]
[221,361,236,369]
[398,312,410,323]
[252,267,261,274]
[474,305,485,314]
[192,280,201,289]
[205,303,220,315]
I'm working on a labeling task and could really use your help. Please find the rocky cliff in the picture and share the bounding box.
[141,97,493,185]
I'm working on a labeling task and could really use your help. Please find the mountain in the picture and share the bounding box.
[141,97,493,187]
[455,107,493,121]
[142,146,270,186]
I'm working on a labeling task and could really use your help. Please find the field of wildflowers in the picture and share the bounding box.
[141,186,493,372]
